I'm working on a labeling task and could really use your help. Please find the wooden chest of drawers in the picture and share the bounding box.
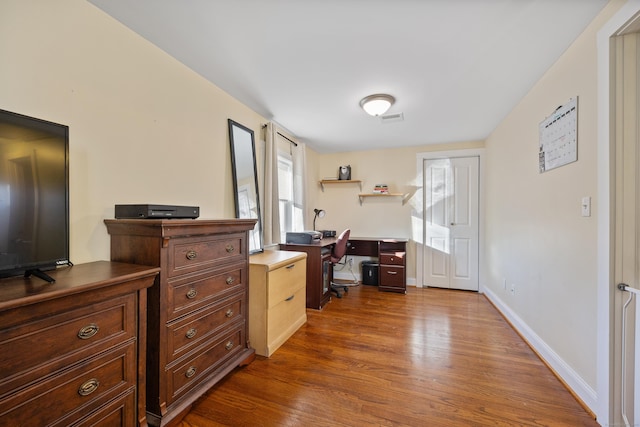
[249,250,307,357]
[0,261,158,427]
[378,240,407,293]
[105,219,257,427]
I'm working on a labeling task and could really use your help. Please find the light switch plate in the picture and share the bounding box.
[581,196,591,217]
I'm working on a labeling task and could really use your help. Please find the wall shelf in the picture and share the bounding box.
[358,193,405,205]
[320,179,362,191]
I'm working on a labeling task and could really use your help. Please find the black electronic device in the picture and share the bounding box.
[320,230,336,238]
[286,231,322,244]
[115,204,200,219]
[0,109,70,282]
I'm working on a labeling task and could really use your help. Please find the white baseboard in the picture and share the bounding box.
[482,287,597,414]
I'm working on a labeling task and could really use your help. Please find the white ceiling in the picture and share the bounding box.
[88,0,608,154]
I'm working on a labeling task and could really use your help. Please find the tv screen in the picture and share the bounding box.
[0,109,69,282]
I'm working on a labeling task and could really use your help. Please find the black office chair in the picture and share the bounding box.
[330,229,358,298]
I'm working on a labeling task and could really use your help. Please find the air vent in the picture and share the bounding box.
[380,112,404,123]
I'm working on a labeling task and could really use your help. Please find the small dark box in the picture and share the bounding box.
[362,261,379,286]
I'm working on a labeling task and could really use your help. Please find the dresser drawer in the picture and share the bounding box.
[267,259,306,309]
[166,327,245,404]
[168,234,246,277]
[74,390,136,427]
[380,252,405,266]
[0,293,135,396]
[0,342,136,427]
[380,265,405,286]
[168,266,246,320]
[167,294,245,361]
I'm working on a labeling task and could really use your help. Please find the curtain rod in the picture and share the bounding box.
[261,124,298,146]
[277,131,298,146]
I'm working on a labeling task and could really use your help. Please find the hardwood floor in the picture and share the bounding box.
[180,285,598,426]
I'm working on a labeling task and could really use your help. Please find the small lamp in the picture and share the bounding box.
[313,208,325,231]
[360,94,395,116]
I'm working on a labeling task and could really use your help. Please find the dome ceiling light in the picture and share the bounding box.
[359,94,395,116]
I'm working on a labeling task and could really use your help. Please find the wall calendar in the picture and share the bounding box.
[538,97,578,173]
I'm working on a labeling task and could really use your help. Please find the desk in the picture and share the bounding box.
[347,238,407,294]
[280,238,336,310]
[280,237,407,309]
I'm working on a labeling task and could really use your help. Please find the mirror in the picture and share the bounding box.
[229,119,263,254]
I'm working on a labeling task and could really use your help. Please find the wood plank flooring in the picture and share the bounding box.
[179,285,598,426]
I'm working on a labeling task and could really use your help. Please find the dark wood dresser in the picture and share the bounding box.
[0,261,159,427]
[104,219,257,426]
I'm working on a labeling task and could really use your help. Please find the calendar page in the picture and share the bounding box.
[539,97,578,173]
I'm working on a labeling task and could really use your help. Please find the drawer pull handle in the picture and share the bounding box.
[225,341,234,351]
[186,250,197,260]
[77,323,99,340]
[186,288,198,299]
[387,271,398,275]
[226,276,235,285]
[225,244,235,253]
[78,378,100,396]
[286,264,296,269]
[285,295,295,302]
[185,366,197,378]
[225,309,234,318]
[185,328,197,339]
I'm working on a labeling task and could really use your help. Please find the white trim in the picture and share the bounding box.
[597,2,640,425]
[484,287,598,412]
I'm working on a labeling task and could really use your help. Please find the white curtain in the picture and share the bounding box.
[264,122,280,246]
[263,122,307,245]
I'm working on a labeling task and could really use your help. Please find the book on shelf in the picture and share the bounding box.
[373,184,389,194]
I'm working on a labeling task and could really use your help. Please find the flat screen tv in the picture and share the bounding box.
[0,109,70,283]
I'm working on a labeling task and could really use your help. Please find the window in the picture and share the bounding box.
[278,151,303,242]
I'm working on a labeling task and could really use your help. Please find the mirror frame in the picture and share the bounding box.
[228,119,263,254]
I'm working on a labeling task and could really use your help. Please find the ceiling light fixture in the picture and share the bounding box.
[360,94,395,116]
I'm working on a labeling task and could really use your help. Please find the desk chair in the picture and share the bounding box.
[330,229,358,298]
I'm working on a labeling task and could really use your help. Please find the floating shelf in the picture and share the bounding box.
[358,193,405,206]
[320,179,362,191]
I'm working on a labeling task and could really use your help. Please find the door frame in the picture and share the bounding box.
[597,1,640,424]
[415,148,484,290]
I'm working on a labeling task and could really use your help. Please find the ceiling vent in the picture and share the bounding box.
[380,112,404,123]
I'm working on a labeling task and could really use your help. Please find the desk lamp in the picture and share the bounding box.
[313,208,325,231]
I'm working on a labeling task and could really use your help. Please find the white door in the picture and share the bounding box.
[422,156,479,291]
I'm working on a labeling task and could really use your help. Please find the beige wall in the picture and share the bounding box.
[313,141,484,282]
[483,0,625,402]
[0,0,266,264]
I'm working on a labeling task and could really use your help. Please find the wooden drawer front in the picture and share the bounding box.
[267,259,306,309]
[0,343,135,427]
[346,240,378,256]
[380,265,405,286]
[380,252,405,266]
[379,241,405,253]
[0,294,134,395]
[168,295,244,361]
[74,390,136,427]
[168,266,245,320]
[168,234,246,277]
[267,287,305,341]
[167,327,244,404]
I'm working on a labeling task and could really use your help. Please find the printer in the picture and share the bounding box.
[285,231,322,244]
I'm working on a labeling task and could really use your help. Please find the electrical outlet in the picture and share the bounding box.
[510,284,516,295]
[348,257,354,267]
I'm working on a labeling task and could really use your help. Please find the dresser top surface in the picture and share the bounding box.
[0,261,159,311]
